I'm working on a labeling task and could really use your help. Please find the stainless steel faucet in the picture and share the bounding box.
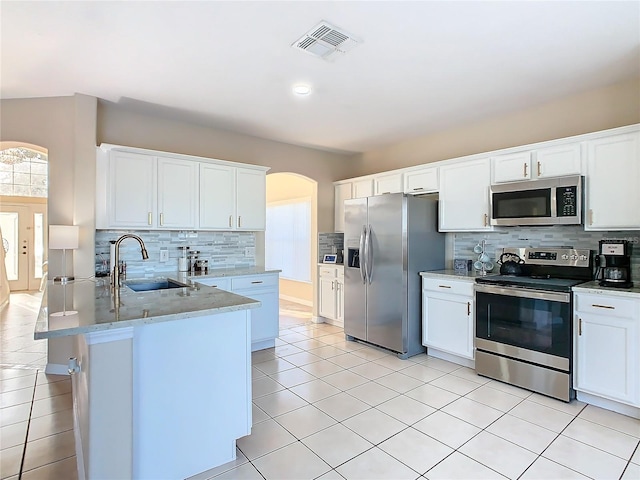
[111,234,149,288]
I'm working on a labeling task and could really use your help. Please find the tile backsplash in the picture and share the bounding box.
[95,230,255,277]
[318,232,344,263]
[452,226,640,277]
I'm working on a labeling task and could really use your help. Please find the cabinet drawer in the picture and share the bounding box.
[336,266,344,279]
[319,266,337,277]
[231,274,278,290]
[423,277,474,297]
[574,293,636,318]
[195,277,231,290]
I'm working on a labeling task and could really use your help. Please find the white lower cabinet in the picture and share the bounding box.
[196,273,279,351]
[422,276,475,363]
[574,291,640,407]
[318,265,344,326]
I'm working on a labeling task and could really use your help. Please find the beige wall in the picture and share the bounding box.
[266,173,316,305]
[350,78,640,176]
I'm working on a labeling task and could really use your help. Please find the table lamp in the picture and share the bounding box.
[49,225,79,284]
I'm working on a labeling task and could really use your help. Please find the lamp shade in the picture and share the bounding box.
[49,225,79,250]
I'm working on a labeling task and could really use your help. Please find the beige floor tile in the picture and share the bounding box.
[350,347,389,362]
[35,373,68,386]
[318,333,348,346]
[253,358,295,375]
[315,470,345,480]
[342,408,406,444]
[252,440,331,480]
[252,403,269,424]
[274,404,336,439]
[252,389,307,417]
[269,367,316,388]
[29,392,74,418]
[0,444,25,479]
[459,431,537,479]
[33,380,71,401]
[0,402,32,427]
[346,381,399,407]
[562,417,639,459]
[0,386,34,408]
[441,397,503,429]
[632,445,640,464]
[302,423,373,468]
[251,349,276,364]
[622,462,640,480]
[22,430,76,472]
[486,414,558,454]
[20,456,78,480]
[336,447,419,480]
[251,377,285,398]
[282,351,323,367]
[375,371,424,394]
[449,366,490,385]
[290,338,326,351]
[425,451,507,479]
[273,344,303,357]
[330,340,367,352]
[401,363,446,383]
[289,379,340,403]
[464,384,523,412]
[236,419,296,460]
[413,411,481,449]
[251,367,266,380]
[543,435,627,479]
[0,368,37,381]
[300,359,344,378]
[322,370,369,391]
[27,408,73,442]
[378,427,453,475]
[375,395,436,426]
[314,392,371,422]
[527,392,587,416]
[0,373,36,393]
[419,356,461,373]
[578,404,640,438]
[519,457,589,479]
[326,353,368,369]
[187,448,248,479]
[372,355,414,371]
[278,332,310,343]
[430,374,481,396]
[509,400,575,433]
[1,420,28,449]
[405,383,459,409]
[213,462,263,479]
[485,379,533,399]
[349,362,394,380]
[307,345,346,359]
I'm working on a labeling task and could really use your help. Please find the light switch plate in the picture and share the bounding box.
[160,249,169,262]
[245,247,255,257]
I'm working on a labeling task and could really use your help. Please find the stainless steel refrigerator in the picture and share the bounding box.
[344,193,444,358]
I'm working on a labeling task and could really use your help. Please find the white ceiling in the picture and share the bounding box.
[1,1,639,154]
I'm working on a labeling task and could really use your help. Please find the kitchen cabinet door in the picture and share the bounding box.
[334,183,352,232]
[336,276,344,325]
[108,151,156,228]
[534,143,582,179]
[319,277,337,319]
[422,290,474,360]
[199,163,236,229]
[439,158,492,231]
[374,173,403,195]
[352,179,373,199]
[236,168,266,230]
[157,157,198,229]
[231,274,279,349]
[404,167,439,194]
[491,151,532,183]
[585,132,640,230]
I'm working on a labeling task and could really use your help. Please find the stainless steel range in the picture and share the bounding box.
[474,247,593,402]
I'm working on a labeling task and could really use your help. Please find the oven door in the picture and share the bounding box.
[475,284,571,363]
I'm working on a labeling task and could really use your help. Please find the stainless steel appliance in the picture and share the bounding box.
[344,193,444,358]
[474,247,593,401]
[490,175,583,226]
[596,239,633,288]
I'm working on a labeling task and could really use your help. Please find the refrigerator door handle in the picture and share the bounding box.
[365,224,373,284]
[359,225,367,284]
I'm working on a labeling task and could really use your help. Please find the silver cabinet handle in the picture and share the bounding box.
[592,304,615,310]
[589,209,594,226]
[229,215,233,228]
[467,301,471,316]
[579,318,582,335]
[523,162,528,178]
[160,213,164,226]
[412,187,424,191]
[439,285,452,289]
[251,280,263,284]
[238,216,242,228]
[331,281,335,290]
[148,212,153,225]
[483,213,488,227]
[537,161,542,177]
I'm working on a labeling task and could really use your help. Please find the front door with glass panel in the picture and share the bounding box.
[0,203,46,291]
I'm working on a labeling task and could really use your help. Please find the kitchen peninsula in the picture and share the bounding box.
[35,278,260,480]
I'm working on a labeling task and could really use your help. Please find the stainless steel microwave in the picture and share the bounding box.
[490,175,583,226]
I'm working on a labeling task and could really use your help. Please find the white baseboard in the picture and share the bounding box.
[279,294,312,307]
[311,316,325,324]
[576,391,640,419]
[45,363,70,376]
[426,348,475,369]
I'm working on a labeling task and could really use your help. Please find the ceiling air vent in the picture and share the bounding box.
[291,21,361,61]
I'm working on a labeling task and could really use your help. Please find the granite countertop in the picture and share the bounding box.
[186,267,281,280]
[419,269,498,282]
[573,281,640,299]
[34,277,260,340]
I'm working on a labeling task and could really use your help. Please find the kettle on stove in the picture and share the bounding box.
[498,253,525,276]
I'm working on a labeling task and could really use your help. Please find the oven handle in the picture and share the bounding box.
[474,284,570,303]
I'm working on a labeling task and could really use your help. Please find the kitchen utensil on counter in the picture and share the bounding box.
[473,240,493,275]
[498,252,525,276]
[178,246,189,272]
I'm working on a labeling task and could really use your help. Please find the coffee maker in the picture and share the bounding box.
[596,240,633,288]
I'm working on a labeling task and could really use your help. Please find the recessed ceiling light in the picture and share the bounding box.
[292,84,312,96]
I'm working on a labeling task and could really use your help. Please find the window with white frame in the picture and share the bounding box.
[265,198,311,282]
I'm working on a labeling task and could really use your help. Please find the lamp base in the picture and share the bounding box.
[53,276,74,284]
[50,310,78,317]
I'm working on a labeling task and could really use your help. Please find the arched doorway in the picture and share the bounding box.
[0,142,48,295]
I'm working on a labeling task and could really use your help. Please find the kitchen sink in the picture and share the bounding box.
[124,279,188,292]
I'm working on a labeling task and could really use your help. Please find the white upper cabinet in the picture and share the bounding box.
[439,158,492,231]
[334,182,352,232]
[492,143,582,184]
[404,166,439,194]
[352,178,374,198]
[157,157,198,229]
[584,131,640,230]
[236,167,266,230]
[374,172,403,195]
[199,163,236,229]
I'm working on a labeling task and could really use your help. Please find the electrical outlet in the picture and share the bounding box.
[245,247,255,257]
[160,249,169,262]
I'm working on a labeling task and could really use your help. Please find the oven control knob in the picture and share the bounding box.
[570,255,578,260]
[579,255,587,260]
[562,254,569,260]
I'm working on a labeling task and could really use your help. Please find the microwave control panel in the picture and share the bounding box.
[557,186,578,217]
